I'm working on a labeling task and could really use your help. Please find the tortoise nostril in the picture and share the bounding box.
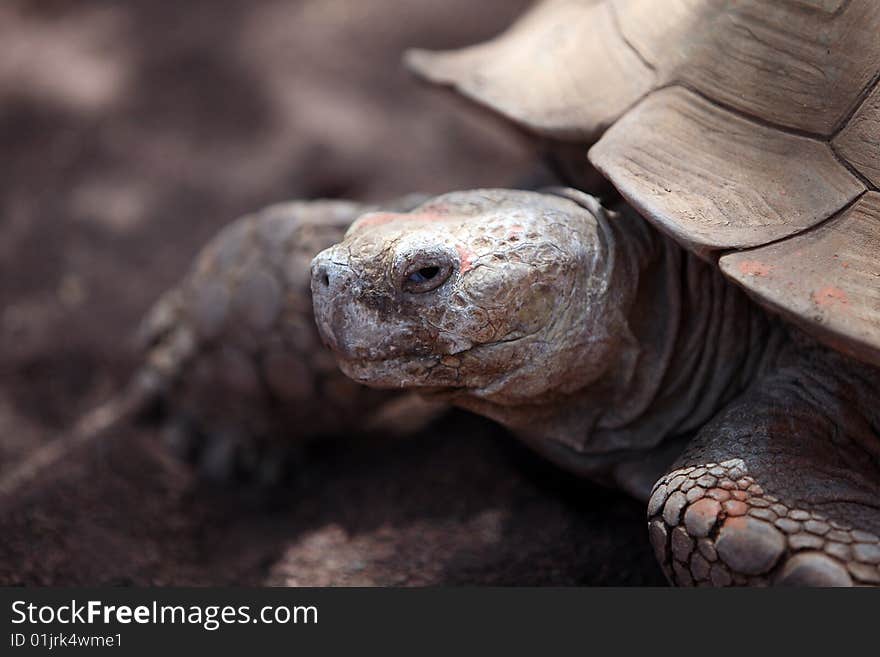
[315,265,330,287]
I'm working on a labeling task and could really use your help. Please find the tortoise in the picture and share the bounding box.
[302,0,880,586]
[22,0,872,586]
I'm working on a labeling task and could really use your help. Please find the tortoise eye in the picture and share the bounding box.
[401,262,452,294]
[409,266,439,283]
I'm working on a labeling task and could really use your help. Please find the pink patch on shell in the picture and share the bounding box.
[811,285,850,309]
[736,260,773,277]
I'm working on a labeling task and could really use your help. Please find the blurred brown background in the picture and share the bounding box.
[0,0,662,585]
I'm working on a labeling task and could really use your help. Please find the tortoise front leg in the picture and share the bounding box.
[648,338,880,586]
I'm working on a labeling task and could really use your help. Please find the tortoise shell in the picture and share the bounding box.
[407,0,880,368]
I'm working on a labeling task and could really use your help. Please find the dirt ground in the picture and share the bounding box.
[0,0,664,585]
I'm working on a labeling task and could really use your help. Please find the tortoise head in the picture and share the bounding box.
[310,189,628,405]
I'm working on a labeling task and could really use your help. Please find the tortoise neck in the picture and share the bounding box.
[578,204,788,459]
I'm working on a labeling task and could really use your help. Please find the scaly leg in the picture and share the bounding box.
[139,195,443,482]
[648,336,880,586]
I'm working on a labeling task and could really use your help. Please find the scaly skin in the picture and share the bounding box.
[649,336,880,586]
[312,187,880,586]
[140,196,440,482]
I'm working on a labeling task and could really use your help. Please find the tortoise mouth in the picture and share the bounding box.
[336,353,458,390]
[332,331,542,396]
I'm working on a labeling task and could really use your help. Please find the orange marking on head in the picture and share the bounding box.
[353,212,401,228]
[737,260,773,277]
[811,285,850,309]
[456,244,475,274]
[353,210,453,230]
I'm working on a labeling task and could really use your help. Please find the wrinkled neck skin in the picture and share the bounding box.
[451,191,786,497]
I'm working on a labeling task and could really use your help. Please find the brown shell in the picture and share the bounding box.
[407,0,880,367]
